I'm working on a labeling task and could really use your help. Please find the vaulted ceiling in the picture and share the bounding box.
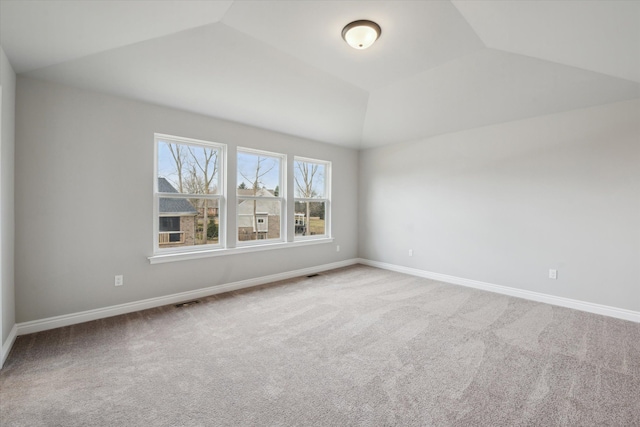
[1,0,639,149]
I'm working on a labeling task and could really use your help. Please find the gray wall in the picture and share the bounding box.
[1,47,16,346]
[15,77,358,323]
[11,75,640,325]
[359,99,640,312]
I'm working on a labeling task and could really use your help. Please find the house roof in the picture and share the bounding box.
[158,178,198,215]
[237,198,280,216]
[2,1,638,149]
[237,188,275,198]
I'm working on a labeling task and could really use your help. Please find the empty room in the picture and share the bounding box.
[1,1,639,425]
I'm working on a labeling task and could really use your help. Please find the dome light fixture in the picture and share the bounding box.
[341,20,381,50]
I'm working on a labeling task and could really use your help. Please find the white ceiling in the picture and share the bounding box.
[1,0,639,149]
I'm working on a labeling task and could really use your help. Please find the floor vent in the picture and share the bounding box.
[175,300,201,308]
[307,274,319,278]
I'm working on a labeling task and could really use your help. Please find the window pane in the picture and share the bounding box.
[159,198,220,248]
[159,216,180,232]
[294,161,325,198]
[237,151,281,196]
[294,201,326,237]
[158,140,220,195]
[237,198,281,242]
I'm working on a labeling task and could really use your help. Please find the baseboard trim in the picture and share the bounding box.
[1,324,18,368]
[11,257,638,354]
[357,258,640,323]
[16,259,359,337]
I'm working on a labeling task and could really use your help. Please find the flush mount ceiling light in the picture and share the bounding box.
[342,20,381,50]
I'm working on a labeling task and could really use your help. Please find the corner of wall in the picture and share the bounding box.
[0,45,17,366]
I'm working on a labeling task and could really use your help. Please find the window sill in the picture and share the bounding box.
[148,237,334,264]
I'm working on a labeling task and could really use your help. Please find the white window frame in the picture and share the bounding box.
[148,145,336,264]
[236,147,286,246]
[153,134,226,256]
[293,156,331,241]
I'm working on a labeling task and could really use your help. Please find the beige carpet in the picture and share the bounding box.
[1,265,639,426]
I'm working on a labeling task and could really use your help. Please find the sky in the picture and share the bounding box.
[293,162,326,198]
[237,151,280,191]
[157,140,220,193]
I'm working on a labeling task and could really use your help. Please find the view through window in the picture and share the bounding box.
[155,135,224,252]
[294,157,330,239]
[237,148,284,243]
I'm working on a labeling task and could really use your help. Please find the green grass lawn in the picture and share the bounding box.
[309,217,325,235]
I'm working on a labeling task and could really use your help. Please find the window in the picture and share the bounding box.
[154,134,225,254]
[237,148,284,244]
[159,217,182,243]
[294,157,330,239]
[150,136,333,264]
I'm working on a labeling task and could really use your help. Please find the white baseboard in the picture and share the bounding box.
[1,324,18,368]
[7,257,637,366]
[15,259,359,337]
[357,258,640,323]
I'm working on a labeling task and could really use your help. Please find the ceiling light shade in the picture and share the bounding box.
[342,20,381,50]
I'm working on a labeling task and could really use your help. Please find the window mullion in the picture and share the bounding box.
[158,192,220,199]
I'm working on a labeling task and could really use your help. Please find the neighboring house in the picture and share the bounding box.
[237,188,280,240]
[158,177,198,247]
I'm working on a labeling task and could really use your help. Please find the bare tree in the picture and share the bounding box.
[186,147,218,244]
[294,162,319,236]
[240,156,276,240]
[167,143,188,192]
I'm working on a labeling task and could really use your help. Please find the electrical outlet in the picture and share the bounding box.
[115,275,124,286]
[549,269,557,280]
[336,245,340,252]
[408,249,413,257]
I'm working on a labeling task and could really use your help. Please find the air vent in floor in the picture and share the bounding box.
[175,300,200,308]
